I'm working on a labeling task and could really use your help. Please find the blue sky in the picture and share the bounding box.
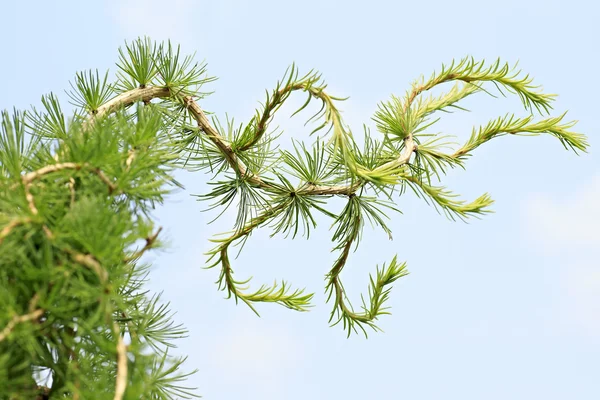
[1,0,598,399]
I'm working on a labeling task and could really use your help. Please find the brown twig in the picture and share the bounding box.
[18,162,118,215]
[21,162,82,185]
[42,225,54,239]
[20,162,116,190]
[92,87,170,124]
[35,385,51,400]
[24,184,39,215]
[92,167,117,194]
[120,311,139,343]
[0,217,32,245]
[0,309,44,342]
[68,251,108,282]
[113,323,128,400]
[123,227,163,263]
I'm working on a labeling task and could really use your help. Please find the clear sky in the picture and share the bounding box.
[1,0,598,399]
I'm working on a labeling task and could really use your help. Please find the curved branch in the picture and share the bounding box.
[237,68,347,152]
[406,57,556,114]
[22,162,117,192]
[89,84,416,199]
[0,217,32,245]
[123,227,163,263]
[91,87,170,124]
[62,245,109,283]
[19,162,118,215]
[206,202,313,313]
[0,309,44,342]
[325,229,408,337]
[113,323,128,400]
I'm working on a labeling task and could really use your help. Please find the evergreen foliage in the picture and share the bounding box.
[0,38,587,398]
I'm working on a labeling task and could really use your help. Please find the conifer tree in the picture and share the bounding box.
[0,38,588,398]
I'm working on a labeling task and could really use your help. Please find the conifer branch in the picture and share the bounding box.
[124,227,163,263]
[88,84,366,197]
[113,323,128,400]
[403,175,495,221]
[1,40,588,400]
[409,57,556,114]
[0,217,32,245]
[453,112,588,158]
[206,202,314,313]
[19,162,117,192]
[78,43,586,334]
[19,162,118,215]
[68,250,108,282]
[325,196,407,337]
[0,309,44,342]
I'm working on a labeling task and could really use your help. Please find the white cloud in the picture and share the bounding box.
[523,174,600,336]
[523,174,600,249]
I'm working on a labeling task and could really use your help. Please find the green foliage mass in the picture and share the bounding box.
[0,38,587,398]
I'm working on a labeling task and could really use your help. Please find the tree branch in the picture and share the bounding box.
[90,86,417,199]
[0,309,44,342]
[0,217,32,245]
[113,323,128,400]
[67,250,108,282]
[206,202,312,312]
[123,227,163,263]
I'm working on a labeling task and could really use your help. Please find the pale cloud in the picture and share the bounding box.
[523,174,600,336]
[523,174,600,249]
